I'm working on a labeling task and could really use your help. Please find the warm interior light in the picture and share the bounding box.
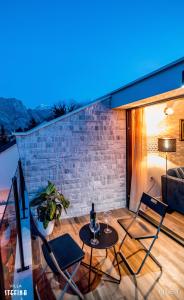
[147,153,166,169]
[165,139,169,149]
[158,138,176,153]
[164,107,174,116]
[147,153,177,183]
[145,104,167,136]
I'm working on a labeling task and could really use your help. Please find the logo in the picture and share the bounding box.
[159,288,180,296]
[5,284,28,297]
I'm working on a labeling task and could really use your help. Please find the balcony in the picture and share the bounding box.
[32,208,184,299]
[1,160,184,300]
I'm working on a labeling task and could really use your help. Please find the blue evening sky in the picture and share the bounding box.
[0,0,184,108]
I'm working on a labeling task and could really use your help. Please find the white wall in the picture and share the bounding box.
[0,144,19,190]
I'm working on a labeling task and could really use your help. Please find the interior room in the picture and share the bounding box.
[127,98,184,244]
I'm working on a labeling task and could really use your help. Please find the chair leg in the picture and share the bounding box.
[49,252,84,299]
[65,264,81,290]
[113,232,128,268]
[117,237,161,275]
[119,232,128,251]
[126,247,162,270]
[136,238,160,274]
[35,285,42,300]
[35,264,48,300]
[113,246,121,281]
[58,262,84,300]
[139,239,162,271]
[58,278,83,300]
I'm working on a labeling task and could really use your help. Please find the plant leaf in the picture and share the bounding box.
[31,181,70,222]
[43,219,49,229]
[45,181,57,195]
[46,200,56,221]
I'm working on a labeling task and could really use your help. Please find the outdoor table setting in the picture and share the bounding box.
[79,205,121,290]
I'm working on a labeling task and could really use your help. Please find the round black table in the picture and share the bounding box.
[79,223,121,289]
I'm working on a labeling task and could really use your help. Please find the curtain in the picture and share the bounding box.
[129,107,148,212]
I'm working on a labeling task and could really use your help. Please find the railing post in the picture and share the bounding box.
[18,160,27,219]
[12,176,29,272]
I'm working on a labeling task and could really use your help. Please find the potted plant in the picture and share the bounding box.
[30,181,70,236]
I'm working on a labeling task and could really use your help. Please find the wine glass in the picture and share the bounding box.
[90,221,100,246]
[104,211,112,234]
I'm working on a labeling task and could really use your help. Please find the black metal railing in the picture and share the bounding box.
[0,159,29,299]
[17,160,27,220]
[0,185,17,299]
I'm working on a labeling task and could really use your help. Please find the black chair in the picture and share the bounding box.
[30,213,85,300]
[117,193,168,275]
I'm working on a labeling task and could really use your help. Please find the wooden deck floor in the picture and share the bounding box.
[32,208,184,300]
[141,208,184,241]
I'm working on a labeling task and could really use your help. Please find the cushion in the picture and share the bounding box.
[177,167,184,179]
[167,168,182,178]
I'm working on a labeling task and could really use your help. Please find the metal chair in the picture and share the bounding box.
[30,213,85,300]
[117,193,168,275]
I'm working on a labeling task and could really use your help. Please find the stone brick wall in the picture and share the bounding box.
[16,98,126,217]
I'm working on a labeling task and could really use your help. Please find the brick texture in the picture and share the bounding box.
[16,98,126,217]
[147,99,184,166]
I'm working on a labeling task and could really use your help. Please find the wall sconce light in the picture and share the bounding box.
[164,107,174,116]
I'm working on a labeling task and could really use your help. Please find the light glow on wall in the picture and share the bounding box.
[147,153,165,169]
[145,104,168,137]
[164,107,174,116]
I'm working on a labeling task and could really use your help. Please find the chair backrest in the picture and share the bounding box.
[140,193,168,217]
[30,212,52,253]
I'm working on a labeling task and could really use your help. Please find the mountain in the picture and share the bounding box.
[28,104,53,124]
[0,98,53,133]
[0,98,30,132]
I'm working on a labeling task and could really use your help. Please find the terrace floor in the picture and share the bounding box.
[32,208,184,300]
[141,208,184,244]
